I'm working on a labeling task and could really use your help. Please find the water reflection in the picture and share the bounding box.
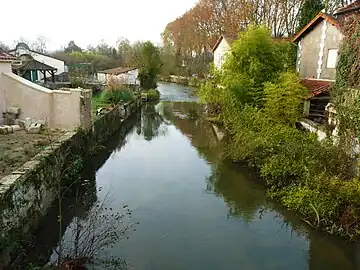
[27,101,360,270]
[141,102,169,141]
[161,101,360,270]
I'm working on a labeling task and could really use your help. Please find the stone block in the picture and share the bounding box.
[15,118,32,129]
[0,126,9,134]
[10,125,21,132]
[27,123,42,134]
[6,107,20,115]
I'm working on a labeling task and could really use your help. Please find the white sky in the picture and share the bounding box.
[1,0,197,51]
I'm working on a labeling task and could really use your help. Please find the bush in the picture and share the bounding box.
[142,89,160,102]
[100,88,134,105]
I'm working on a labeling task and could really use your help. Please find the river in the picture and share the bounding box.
[26,82,360,269]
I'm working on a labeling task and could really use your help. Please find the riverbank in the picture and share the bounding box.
[29,100,360,269]
[159,75,203,87]
[0,99,141,267]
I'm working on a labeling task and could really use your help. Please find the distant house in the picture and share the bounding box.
[97,67,139,85]
[12,54,57,83]
[292,1,360,123]
[212,35,237,70]
[8,43,67,81]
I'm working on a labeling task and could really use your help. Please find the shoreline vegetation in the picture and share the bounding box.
[199,25,360,241]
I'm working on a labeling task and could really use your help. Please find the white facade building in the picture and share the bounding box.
[97,67,139,85]
[212,36,234,70]
[10,43,66,80]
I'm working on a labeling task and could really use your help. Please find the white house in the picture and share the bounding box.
[9,43,67,81]
[97,67,139,85]
[212,35,237,70]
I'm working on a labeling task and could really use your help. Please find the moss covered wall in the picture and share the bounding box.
[0,98,140,267]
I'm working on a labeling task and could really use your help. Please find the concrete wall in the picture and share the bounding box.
[299,22,323,78]
[0,62,12,123]
[298,20,343,80]
[321,23,343,80]
[0,99,140,266]
[0,72,91,129]
[214,39,231,70]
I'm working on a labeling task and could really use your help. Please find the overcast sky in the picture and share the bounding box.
[1,0,197,51]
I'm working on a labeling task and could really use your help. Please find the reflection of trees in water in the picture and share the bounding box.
[141,103,169,141]
[206,162,267,223]
[164,101,360,270]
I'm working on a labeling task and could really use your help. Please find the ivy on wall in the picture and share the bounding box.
[333,14,360,149]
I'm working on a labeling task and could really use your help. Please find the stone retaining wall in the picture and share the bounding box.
[0,98,140,267]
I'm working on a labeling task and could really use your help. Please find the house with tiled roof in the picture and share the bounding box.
[293,1,360,123]
[8,43,67,82]
[0,49,91,129]
[97,66,139,85]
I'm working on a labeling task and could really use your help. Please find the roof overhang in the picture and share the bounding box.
[300,78,333,99]
[212,36,224,53]
[292,12,341,43]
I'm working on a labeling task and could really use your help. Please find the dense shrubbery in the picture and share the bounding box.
[142,89,160,102]
[200,25,360,239]
[100,88,134,104]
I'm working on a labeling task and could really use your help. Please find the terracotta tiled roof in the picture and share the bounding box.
[292,12,341,43]
[98,67,137,75]
[334,0,360,15]
[300,79,332,98]
[0,51,16,61]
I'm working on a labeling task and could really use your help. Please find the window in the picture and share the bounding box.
[327,49,338,68]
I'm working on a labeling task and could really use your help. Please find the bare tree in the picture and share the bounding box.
[31,35,49,53]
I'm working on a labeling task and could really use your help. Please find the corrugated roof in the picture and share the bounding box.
[300,79,332,98]
[0,51,16,61]
[98,67,137,75]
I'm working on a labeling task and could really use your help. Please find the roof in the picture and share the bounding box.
[0,50,16,61]
[292,12,341,43]
[334,0,360,15]
[9,43,65,62]
[300,79,332,98]
[12,59,57,71]
[212,35,238,52]
[98,67,137,75]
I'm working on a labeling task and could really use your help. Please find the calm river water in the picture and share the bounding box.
[28,83,360,269]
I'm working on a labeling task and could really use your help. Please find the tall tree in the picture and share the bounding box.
[31,35,48,53]
[64,41,83,53]
[297,0,324,31]
[138,41,162,90]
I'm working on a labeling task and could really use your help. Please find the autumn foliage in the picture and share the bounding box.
[162,0,304,56]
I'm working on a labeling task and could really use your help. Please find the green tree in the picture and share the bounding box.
[138,41,162,90]
[297,0,324,32]
[263,72,308,125]
[65,40,83,53]
[221,25,285,107]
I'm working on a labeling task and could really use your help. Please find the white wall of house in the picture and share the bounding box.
[31,52,65,80]
[13,45,66,80]
[214,38,231,70]
[97,69,140,85]
[97,72,107,83]
[116,69,139,85]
